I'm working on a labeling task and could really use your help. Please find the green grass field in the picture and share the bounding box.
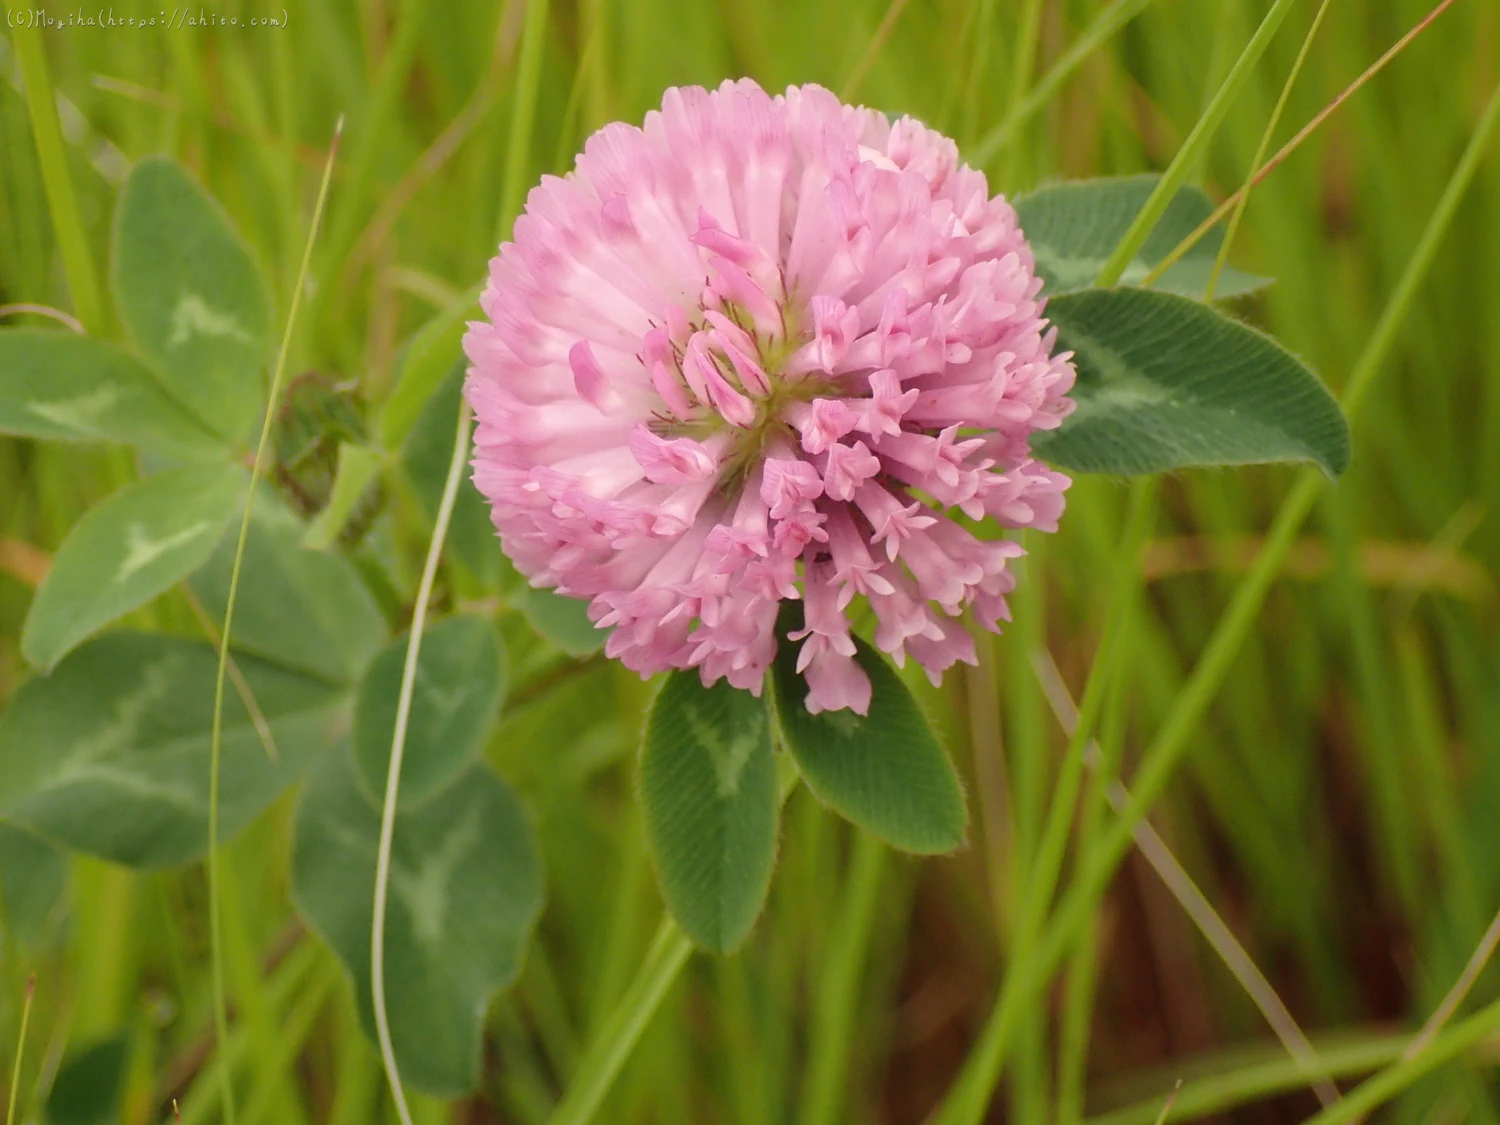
[2,0,1500,1121]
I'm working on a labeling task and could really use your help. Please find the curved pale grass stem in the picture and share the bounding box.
[1033,650,1342,1109]
[1092,0,1297,289]
[370,400,472,1125]
[205,118,343,1125]
[1153,1082,1184,1125]
[0,304,84,333]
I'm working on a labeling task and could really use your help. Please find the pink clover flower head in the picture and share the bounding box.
[464,79,1075,715]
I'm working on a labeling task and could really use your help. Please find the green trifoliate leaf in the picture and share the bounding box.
[0,328,224,455]
[0,824,68,948]
[191,487,388,685]
[1034,287,1350,477]
[641,671,778,953]
[112,156,272,445]
[771,617,966,855]
[22,462,247,669]
[352,615,506,809]
[292,751,543,1097]
[46,1036,130,1125]
[520,586,608,656]
[1015,174,1270,299]
[0,633,349,867]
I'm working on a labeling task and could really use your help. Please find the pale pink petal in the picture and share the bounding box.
[464,80,1075,711]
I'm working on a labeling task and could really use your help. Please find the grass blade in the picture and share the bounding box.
[549,918,694,1125]
[9,21,103,333]
[1033,650,1341,1108]
[933,65,1500,1125]
[1093,0,1297,289]
[1143,0,1460,289]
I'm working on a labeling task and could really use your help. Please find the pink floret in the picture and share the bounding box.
[464,79,1075,714]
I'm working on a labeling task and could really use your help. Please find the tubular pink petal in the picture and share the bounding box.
[627,424,718,484]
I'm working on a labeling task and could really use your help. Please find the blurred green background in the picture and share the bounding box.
[2,0,1499,1121]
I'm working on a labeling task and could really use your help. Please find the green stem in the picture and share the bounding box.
[8,14,104,333]
[240,967,336,1125]
[796,830,889,1125]
[932,70,1500,1125]
[1403,904,1500,1061]
[176,939,321,1125]
[1054,615,1133,1124]
[1086,1033,1412,1125]
[1093,0,1298,288]
[1005,0,1046,113]
[1020,479,1155,941]
[996,0,1045,181]
[934,478,1155,1125]
[555,762,802,1125]
[205,119,343,1125]
[548,918,694,1125]
[320,0,433,276]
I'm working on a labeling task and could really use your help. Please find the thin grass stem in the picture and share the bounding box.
[1142,0,1460,289]
[1094,0,1298,289]
[1299,998,1500,1125]
[5,976,33,1125]
[796,830,888,1125]
[931,479,1153,1125]
[369,399,472,1125]
[1403,905,1500,1062]
[205,117,344,1125]
[1054,591,1133,1124]
[1084,1035,1422,1125]
[839,0,912,103]
[1033,650,1341,1108]
[1206,0,1334,300]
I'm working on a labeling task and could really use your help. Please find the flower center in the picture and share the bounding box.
[651,296,840,494]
